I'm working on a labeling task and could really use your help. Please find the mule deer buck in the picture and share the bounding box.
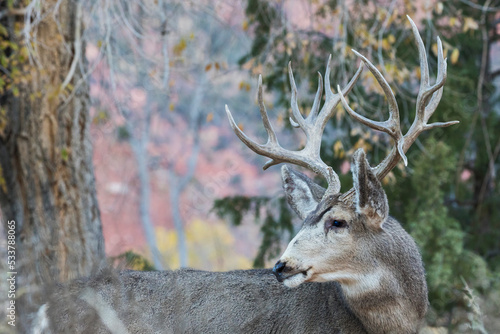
[33,16,457,334]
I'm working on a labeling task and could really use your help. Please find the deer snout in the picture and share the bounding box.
[272,260,287,282]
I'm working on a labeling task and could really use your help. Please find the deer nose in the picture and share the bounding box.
[272,260,287,282]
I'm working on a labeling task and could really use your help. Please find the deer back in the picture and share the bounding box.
[37,268,367,333]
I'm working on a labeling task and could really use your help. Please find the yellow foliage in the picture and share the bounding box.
[463,17,479,33]
[333,140,344,159]
[173,38,187,56]
[0,25,7,37]
[381,38,391,51]
[206,112,213,122]
[303,51,310,66]
[382,171,396,186]
[450,48,459,65]
[350,127,362,137]
[347,138,372,156]
[0,165,7,194]
[302,107,311,117]
[239,81,251,91]
[335,102,345,122]
[92,110,109,125]
[276,113,284,127]
[155,219,252,271]
[431,43,438,57]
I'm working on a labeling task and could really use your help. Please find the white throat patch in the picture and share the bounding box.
[283,269,313,288]
[316,268,384,297]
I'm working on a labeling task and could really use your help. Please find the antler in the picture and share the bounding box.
[226,57,363,194]
[338,16,459,202]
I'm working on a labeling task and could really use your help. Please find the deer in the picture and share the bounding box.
[32,16,457,334]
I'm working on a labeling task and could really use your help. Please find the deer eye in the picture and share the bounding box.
[324,219,347,233]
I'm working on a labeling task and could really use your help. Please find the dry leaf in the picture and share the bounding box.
[463,17,479,32]
[206,112,213,122]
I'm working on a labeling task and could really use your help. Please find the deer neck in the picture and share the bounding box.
[334,268,422,334]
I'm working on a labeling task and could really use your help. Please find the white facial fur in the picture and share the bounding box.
[315,270,383,297]
[279,207,361,288]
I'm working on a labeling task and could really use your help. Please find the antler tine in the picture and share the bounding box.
[338,49,407,166]
[423,37,445,120]
[257,75,278,144]
[225,76,278,152]
[225,77,336,192]
[226,58,365,195]
[288,62,306,130]
[339,16,459,203]
[317,56,364,132]
[408,16,429,89]
[407,15,448,126]
[225,104,270,157]
[341,17,459,201]
[289,57,362,132]
[306,72,324,124]
[291,72,324,128]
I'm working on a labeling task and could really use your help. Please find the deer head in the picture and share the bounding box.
[274,149,390,289]
[225,16,458,290]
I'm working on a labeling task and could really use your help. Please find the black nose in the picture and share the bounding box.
[272,260,286,282]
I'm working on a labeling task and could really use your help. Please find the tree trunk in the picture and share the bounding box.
[130,134,165,270]
[0,1,105,330]
[167,74,206,268]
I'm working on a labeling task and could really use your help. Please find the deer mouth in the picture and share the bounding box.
[281,268,312,288]
[272,260,313,287]
[279,269,307,281]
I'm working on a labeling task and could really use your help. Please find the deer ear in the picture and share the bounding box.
[281,165,325,220]
[351,149,388,229]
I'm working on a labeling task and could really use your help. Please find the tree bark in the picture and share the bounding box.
[0,0,105,330]
[167,73,206,268]
[130,133,165,270]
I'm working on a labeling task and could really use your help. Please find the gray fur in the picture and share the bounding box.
[281,165,326,219]
[351,149,389,229]
[37,269,367,333]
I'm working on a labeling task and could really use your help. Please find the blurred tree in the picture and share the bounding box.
[90,0,248,269]
[156,218,252,271]
[215,0,500,328]
[98,0,170,270]
[431,0,500,271]
[0,0,104,330]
